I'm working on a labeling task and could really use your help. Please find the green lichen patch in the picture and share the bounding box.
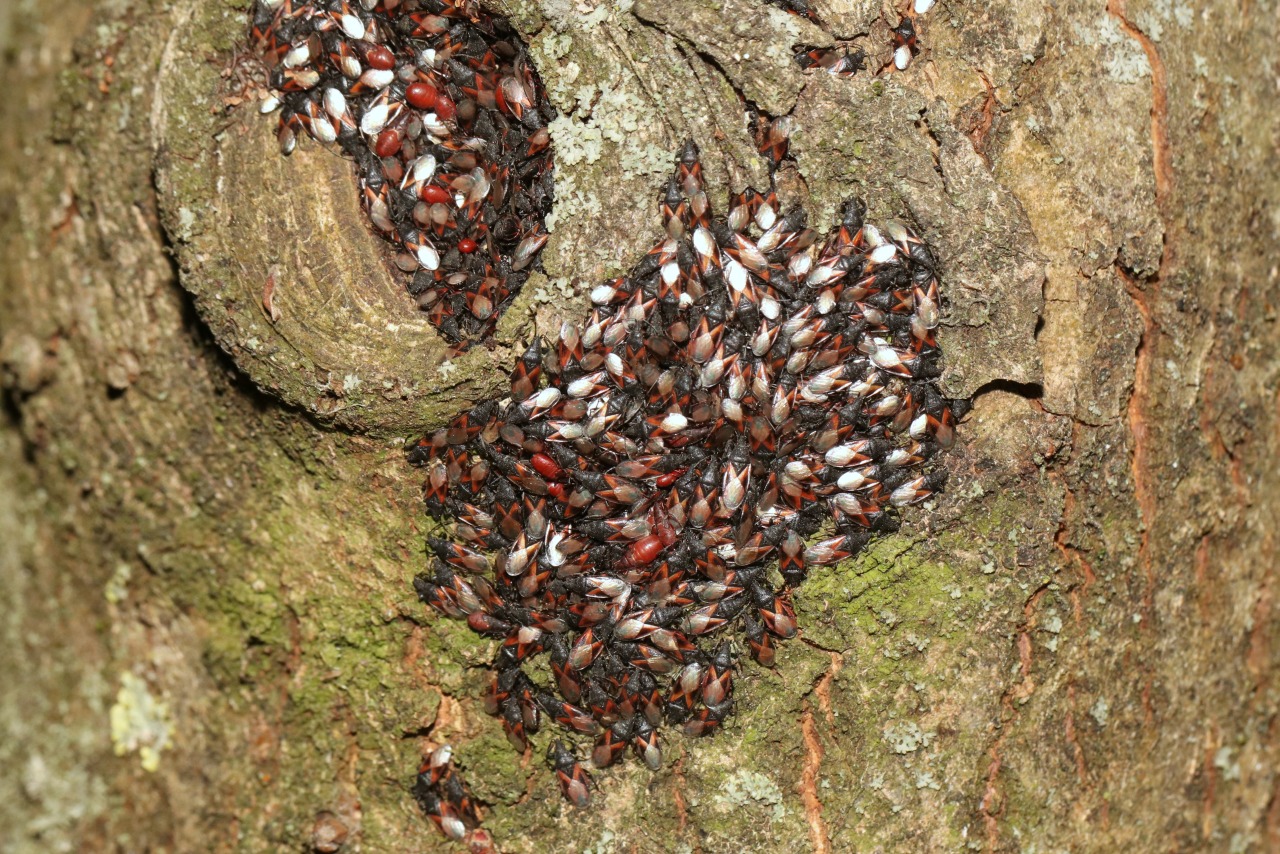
[794,534,969,651]
[714,769,787,821]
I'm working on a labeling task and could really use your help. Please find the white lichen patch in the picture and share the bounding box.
[1071,15,1151,84]
[914,770,942,790]
[713,769,786,821]
[531,276,585,304]
[762,7,804,65]
[175,206,197,242]
[547,113,605,167]
[539,30,574,63]
[1041,611,1064,652]
[544,88,673,182]
[542,170,601,234]
[582,829,617,854]
[530,2,676,243]
[1090,695,1110,728]
[1214,746,1241,782]
[109,673,172,772]
[20,751,108,848]
[538,0,621,31]
[883,719,935,754]
[1134,0,1194,42]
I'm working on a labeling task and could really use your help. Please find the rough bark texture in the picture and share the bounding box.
[0,0,1276,851]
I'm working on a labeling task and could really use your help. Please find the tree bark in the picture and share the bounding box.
[0,0,1276,851]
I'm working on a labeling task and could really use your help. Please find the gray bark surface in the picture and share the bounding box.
[0,0,1276,851]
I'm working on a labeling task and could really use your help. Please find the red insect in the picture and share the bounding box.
[618,534,664,569]
[631,717,662,770]
[592,720,631,768]
[406,81,438,109]
[548,742,592,807]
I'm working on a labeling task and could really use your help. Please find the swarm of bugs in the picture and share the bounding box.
[247,0,954,847]
[405,139,963,840]
[250,0,555,347]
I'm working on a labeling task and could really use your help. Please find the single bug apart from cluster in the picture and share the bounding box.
[890,16,919,71]
[407,140,963,840]
[249,0,554,347]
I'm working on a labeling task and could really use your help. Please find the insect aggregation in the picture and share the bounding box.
[251,0,554,347]
[248,0,957,848]
[406,138,959,845]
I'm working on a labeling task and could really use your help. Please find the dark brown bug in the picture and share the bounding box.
[413,744,489,849]
[892,17,919,71]
[592,719,632,768]
[700,642,735,707]
[795,44,867,77]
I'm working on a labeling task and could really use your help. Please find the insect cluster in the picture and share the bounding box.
[246,0,956,846]
[249,0,554,346]
[407,140,962,840]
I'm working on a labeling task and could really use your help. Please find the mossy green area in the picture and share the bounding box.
[795,520,993,652]
[102,390,446,845]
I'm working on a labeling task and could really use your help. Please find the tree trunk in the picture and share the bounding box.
[1,0,1276,851]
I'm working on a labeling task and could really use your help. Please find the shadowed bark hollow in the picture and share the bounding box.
[0,0,1276,852]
